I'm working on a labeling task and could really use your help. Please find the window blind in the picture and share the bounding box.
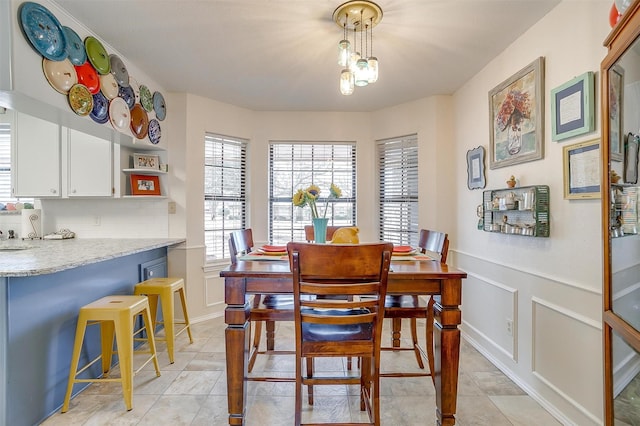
[378,134,419,246]
[268,142,356,244]
[204,133,247,261]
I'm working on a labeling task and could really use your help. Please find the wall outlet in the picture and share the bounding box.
[506,318,513,336]
[168,201,177,214]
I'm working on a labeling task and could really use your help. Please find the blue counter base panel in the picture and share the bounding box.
[2,247,166,426]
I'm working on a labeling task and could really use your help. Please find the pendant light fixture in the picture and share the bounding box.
[333,1,382,95]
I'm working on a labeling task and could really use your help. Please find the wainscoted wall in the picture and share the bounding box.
[455,250,603,425]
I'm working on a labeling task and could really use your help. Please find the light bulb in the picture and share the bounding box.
[349,51,361,72]
[355,58,369,87]
[338,39,351,67]
[367,57,378,83]
[340,69,355,95]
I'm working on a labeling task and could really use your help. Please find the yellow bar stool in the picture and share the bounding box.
[134,277,193,364]
[62,295,161,413]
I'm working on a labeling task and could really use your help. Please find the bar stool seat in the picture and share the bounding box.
[62,295,161,413]
[134,277,193,364]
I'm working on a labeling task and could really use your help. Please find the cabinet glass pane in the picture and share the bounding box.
[612,328,640,424]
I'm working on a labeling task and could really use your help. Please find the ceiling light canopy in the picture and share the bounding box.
[333,1,382,96]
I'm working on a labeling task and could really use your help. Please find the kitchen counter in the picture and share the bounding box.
[0,237,185,277]
[0,237,185,426]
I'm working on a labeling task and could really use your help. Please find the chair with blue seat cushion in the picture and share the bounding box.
[288,241,392,426]
[229,229,295,374]
[381,229,449,382]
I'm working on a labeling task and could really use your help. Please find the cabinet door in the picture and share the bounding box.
[67,129,113,197]
[12,112,60,197]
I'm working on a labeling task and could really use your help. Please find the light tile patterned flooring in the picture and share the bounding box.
[42,316,560,425]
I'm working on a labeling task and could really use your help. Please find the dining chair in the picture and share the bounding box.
[303,224,343,242]
[288,241,392,426]
[381,229,449,383]
[229,229,295,373]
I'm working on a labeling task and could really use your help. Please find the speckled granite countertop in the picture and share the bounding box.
[0,238,185,277]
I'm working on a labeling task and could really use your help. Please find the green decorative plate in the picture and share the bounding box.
[84,36,110,75]
[68,84,93,116]
[139,85,153,112]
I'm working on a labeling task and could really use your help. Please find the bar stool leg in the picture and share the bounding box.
[100,320,115,375]
[159,288,176,363]
[115,311,135,411]
[61,312,88,413]
[177,287,193,343]
[146,293,160,332]
[142,302,161,376]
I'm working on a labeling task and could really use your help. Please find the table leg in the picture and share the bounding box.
[225,277,251,425]
[433,278,462,426]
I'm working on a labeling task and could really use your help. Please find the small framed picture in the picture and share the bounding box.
[550,72,595,141]
[130,174,161,196]
[466,146,486,190]
[133,153,160,170]
[563,139,600,199]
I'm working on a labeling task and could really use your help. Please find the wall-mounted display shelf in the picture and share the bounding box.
[481,185,550,237]
[611,183,637,238]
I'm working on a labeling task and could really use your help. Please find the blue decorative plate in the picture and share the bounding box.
[118,84,135,109]
[148,119,161,145]
[19,2,67,61]
[153,91,166,121]
[62,26,86,66]
[90,91,109,124]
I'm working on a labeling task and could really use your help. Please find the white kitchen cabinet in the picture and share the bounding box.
[12,112,61,197]
[65,128,113,197]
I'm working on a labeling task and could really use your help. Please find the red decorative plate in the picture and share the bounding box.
[74,61,100,94]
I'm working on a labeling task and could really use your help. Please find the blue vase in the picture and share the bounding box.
[312,218,329,244]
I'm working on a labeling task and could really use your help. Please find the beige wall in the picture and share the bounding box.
[453,2,609,424]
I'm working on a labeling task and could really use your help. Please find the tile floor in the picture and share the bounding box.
[42,316,560,425]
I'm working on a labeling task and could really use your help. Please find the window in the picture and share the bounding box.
[269,142,356,243]
[204,133,247,261]
[0,120,32,205]
[378,134,419,246]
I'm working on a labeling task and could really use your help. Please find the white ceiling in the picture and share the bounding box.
[53,0,560,112]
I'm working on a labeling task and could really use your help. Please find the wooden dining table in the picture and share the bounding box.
[220,255,467,425]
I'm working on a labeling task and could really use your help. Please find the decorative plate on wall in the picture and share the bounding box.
[62,26,86,66]
[109,54,129,87]
[99,72,119,99]
[19,2,67,61]
[42,57,77,94]
[118,84,135,109]
[148,119,161,144]
[90,91,109,124]
[74,61,100,94]
[153,91,166,121]
[130,104,149,139]
[68,84,93,116]
[84,36,110,75]
[108,97,131,133]
[139,85,153,112]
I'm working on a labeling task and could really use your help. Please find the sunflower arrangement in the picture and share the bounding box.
[292,183,342,219]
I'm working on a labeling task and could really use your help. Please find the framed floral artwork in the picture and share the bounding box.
[609,64,624,162]
[489,57,545,169]
[466,146,486,190]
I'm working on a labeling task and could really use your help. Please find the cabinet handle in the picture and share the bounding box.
[50,189,57,194]
[71,189,77,194]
